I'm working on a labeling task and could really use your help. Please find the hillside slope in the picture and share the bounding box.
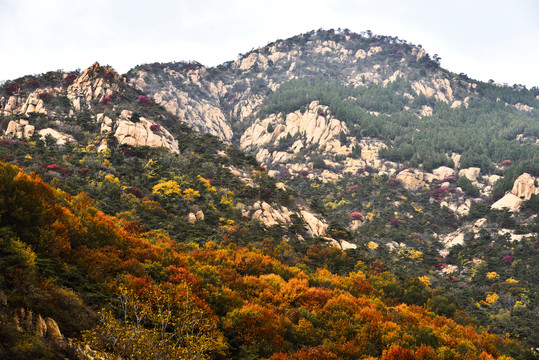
[0,29,538,358]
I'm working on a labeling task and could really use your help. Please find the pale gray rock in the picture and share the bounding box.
[491,193,523,212]
[511,173,538,200]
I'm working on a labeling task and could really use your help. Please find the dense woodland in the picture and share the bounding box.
[0,29,538,359]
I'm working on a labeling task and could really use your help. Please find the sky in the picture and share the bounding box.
[1,0,538,87]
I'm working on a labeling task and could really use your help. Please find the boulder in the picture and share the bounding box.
[300,210,327,237]
[45,317,63,339]
[113,110,179,153]
[38,128,76,145]
[396,169,425,190]
[458,167,481,182]
[511,173,538,200]
[195,210,204,220]
[187,213,197,223]
[35,314,47,337]
[491,193,523,212]
[433,166,455,180]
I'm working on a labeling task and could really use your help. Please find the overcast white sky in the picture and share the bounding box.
[1,0,538,87]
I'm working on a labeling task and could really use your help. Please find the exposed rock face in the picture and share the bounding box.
[439,231,465,257]
[432,166,455,180]
[67,62,122,112]
[112,110,179,153]
[45,317,63,339]
[240,101,358,166]
[20,92,48,115]
[4,120,35,139]
[38,128,76,145]
[300,209,327,237]
[511,173,538,200]
[14,308,63,339]
[491,193,523,212]
[129,66,233,142]
[396,169,425,190]
[458,167,481,182]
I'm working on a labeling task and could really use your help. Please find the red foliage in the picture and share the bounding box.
[63,74,77,86]
[369,260,386,275]
[4,82,21,96]
[502,254,513,265]
[149,124,161,132]
[102,97,113,105]
[389,219,405,227]
[136,95,152,107]
[501,160,512,166]
[349,211,363,220]
[126,186,143,198]
[269,346,339,360]
[38,91,54,101]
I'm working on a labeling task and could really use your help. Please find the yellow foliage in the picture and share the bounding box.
[324,199,350,210]
[513,301,526,309]
[367,241,378,250]
[486,272,499,280]
[220,193,235,208]
[98,147,112,159]
[25,154,33,159]
[485,293,499,305]
[505,278,519,284]
[407,250,423,262]
[198,175,216,193]
[182,188,200,202]
[418,275,431,287]
[366,212,374,221]
[152,180,182,197]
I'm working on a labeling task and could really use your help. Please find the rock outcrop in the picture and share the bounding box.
[14,308,63,340]
[4,120,35,139]
[396,169,425,190]
[511,173,538,200]
[458,167,481,182]
[491,193,523,212]
[66,62,122,112]
[129,66,233,142]
[110,110,179,153]
[38,128,76,145]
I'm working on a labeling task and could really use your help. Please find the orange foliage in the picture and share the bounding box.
[381,345,415,360]
[415,345,439,360]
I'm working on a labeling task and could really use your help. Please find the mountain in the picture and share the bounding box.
[0,29,538,359]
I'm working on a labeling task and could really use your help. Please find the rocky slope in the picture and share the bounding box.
[2,63,179,153]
